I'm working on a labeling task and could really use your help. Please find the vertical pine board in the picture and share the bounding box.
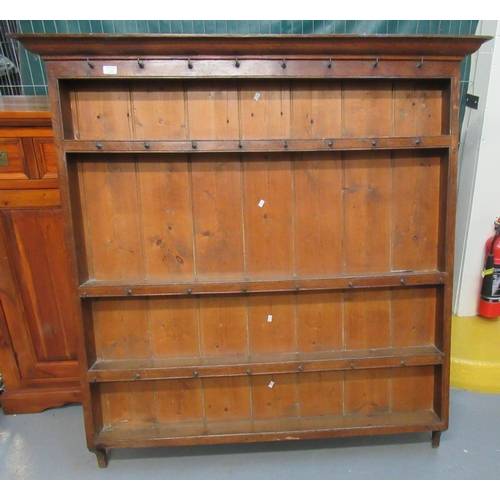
[203,377,251,421]
[290,81,342,139]
[296,291,343,352]
[344,289,391,349]
[298,372,343,417]
[392,82,416,137]
[343,80,392,137]
[73,81,133,140]
[186,81,239,140]
[248,293,296,355]
[343,151,392,274]
[191,155,245,280]
[102,381,156,427]
[438,153,449,272]
[199,295,248,356]
[393,81,444,137]
[294,152,343,276]
[65,88,78,139]
[251,374,299,420]
[239,81,291,139]
[391,287,437,347]
[148,296,199,358]
[131,81,187,140]
[440,83,451,136]
[243,153,294,279]
[102,382,131,427]
[93,298,150,360]
[125,381,157,426]
[155,379,204,424]
[67,156,91,282]
[70,82,99,140]
[137,155,195,281]
[392,366,435,411]
[391,151,441,271]
[344,368,391,414]
[79,155,143,281]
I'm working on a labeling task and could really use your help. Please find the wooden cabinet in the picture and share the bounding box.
[14,34,489,466]
[0,96,81,414]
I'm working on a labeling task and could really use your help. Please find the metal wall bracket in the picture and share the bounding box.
[466,94,479,109]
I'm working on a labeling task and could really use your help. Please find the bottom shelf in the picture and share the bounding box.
[95,410,443,449]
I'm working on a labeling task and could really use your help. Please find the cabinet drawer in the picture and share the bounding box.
[0,138,30,180]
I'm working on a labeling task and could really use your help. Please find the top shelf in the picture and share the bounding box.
[59,77,453,142]
[11,34,491,60]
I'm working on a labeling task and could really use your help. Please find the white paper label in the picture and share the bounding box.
[267,314,273,322]
[254,92,261,101]
[258,199,265,208]
[103,66,118,75]
[268,381,275,388]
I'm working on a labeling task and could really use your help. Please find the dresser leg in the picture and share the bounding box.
[431,431,442,448]
[94,448,108,468]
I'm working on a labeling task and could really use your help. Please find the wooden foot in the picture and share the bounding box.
[431,431,442,448]
[94,448,108,468]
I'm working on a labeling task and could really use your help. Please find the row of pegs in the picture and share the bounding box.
[80,275,444,299]
[87,355,433,384]
[86,57,427,70]
[93,137,424,151]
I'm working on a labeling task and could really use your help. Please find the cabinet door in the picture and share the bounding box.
[0,208,78,380]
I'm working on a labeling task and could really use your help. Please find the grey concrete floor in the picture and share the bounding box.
[0,387,499,480]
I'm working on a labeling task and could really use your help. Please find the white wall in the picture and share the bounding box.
[453,20,500,316]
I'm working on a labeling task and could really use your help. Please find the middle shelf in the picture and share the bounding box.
[81,285,446,369]
[77,270,447,297]
[88,345,444,382]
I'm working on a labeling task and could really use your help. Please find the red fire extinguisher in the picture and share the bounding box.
[478,217,500,318]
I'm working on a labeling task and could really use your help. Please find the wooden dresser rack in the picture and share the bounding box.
[13,33,490,467]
